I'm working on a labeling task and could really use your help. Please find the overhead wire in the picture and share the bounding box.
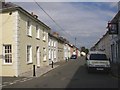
[33,0,77,44]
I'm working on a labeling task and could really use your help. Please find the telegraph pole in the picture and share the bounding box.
[75,37,76,46]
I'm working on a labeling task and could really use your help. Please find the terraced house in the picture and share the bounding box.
[109,10,120,64]
[0,2,50,77]
[48,32,58,64]
[91,31,111,60]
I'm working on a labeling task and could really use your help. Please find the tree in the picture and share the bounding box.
[85,49,89,55]
[80,46,86,52]
[80,46,89,56]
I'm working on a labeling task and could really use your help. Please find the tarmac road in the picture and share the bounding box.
[3,57,118,88]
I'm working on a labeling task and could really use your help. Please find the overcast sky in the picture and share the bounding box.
[6,0,118,49]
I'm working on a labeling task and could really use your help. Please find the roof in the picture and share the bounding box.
[111,10,120,23]
[48,33,66,43]
[92,31,109,49]
[0,2,51,30]
[48,33,59,40]
[0,2,19,9]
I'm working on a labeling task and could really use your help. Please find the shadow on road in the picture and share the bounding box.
[66,64,118,88]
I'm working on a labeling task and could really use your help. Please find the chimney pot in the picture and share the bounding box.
[31,12,34,15]
[34,15,38,19]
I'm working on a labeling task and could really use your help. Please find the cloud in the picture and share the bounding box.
[5,1,117,48]
[6,0,120,2]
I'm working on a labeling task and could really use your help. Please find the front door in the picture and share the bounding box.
[36,47,40,67]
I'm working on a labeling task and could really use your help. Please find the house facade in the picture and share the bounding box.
[91,10,120,64]
[91,31,111,60]
[109,10,120,63]
[0,3,50,76]
[57,37,64,62]
[64,43,70,60]
[48,33,58,64]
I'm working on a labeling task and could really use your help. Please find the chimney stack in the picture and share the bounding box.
[31,12,38,19]
[52,32,59,37]
[33,14,38,19]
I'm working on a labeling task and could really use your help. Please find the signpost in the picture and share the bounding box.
[108,22,118,35]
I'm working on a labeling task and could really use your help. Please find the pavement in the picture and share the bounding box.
[111,62,120,78]
[1,60,67,88]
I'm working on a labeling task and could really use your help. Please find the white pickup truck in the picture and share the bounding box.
[86,51,111,73]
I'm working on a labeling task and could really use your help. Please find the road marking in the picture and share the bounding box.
[1,84,7,87]
[22,78,28,80]
[3,82,10,84]
[25,77,34,81]
[14,79,21,82]
[20,80,26,83]
[9,82,14,85]
[1,77,34,87]
[19,78,33,83]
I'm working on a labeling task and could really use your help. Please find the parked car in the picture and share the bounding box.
[81,51,86,56]
[70,55,77,59]
[86,51,111,73]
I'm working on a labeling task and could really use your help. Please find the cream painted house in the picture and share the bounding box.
[0,2,50,77]
[57,37,64,62]
[91,31,111,60]
[109,10,120,63]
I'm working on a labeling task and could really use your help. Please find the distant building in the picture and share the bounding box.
[64,43,70,60]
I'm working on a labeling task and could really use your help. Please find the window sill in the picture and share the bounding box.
[36,38,40,40]
[3,63,13,66]
[27,35,32,37]
[27,62,33,65]
[43,60,47,62]
[43,39,46,42]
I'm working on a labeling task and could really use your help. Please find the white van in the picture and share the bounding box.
[86,51,111,73]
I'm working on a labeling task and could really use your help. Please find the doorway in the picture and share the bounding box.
[36,46,40,67]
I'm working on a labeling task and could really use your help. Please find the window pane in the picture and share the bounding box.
[4,45,12,63]
[27,45,32,63]
[90,54,108,60]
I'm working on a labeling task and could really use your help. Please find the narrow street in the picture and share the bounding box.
[3,57,118,88]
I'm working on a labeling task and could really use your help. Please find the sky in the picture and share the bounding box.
[6,0,118,49]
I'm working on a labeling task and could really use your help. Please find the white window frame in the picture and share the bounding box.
[27,45,32,64]
[26,20,32,37]
[49,48,51,59]
[54,49,56,59]
[43,30,46,41]
[48,38,51,46]
[36,25,40,39]
[3,44,12,64]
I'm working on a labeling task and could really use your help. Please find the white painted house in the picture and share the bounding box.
[48,33,58,64]
[64,43,70,60]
